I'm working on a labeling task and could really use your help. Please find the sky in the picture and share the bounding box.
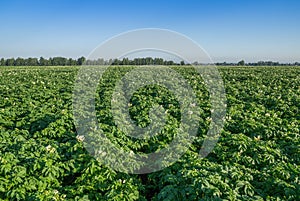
[0,0,299,63]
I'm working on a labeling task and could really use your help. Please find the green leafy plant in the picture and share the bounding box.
[0,66,299,200]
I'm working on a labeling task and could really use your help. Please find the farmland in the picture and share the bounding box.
[0,66,299,200]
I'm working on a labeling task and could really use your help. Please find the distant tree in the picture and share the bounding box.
[26,57,39,66]
[257,61,264,66]
[15,57,25,66]
[237,60,245,66]
[6,58,15,66]
[145,57,153,65]
[85,60,92,65]
[77,56,86,65]
[133,58,139,65]
[122,58,129,65]
[54,57,61,65]
[112,59,120,65]
[67,58,77,66]
[215,62,228,66]
[164,60,174,65]
[97,58,105,65]
[192,61,199,65]
[39,57,48,66]
[0,58,5,66]
[180,60,185,65]
[50,57,58,66]
[107,59,113,65]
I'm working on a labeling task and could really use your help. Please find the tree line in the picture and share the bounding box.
[86,57,181,65]
[0,56,181,66]
[215,60,300,66]
[0,57,299,66]
[0,57,86,66]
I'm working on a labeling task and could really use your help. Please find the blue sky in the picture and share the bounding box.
[0,0,299,62]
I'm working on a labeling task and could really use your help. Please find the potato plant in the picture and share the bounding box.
[0,66,299,200]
